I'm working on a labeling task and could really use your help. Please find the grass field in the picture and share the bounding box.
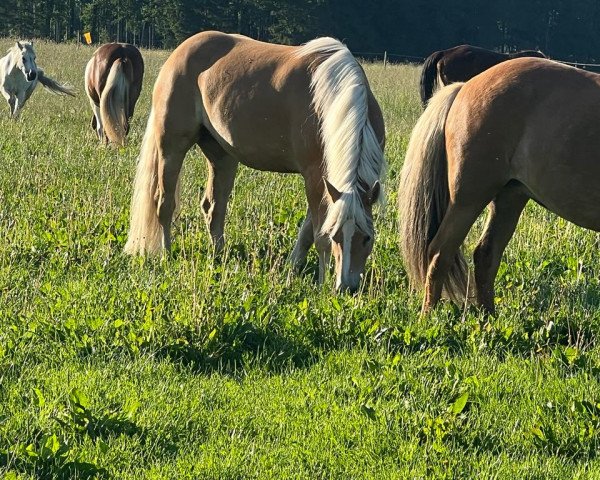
[1,39,600,479]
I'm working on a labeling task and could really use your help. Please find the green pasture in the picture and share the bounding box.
[1,40,600,479]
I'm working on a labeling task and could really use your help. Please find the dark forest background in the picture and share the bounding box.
[1,0,600,61]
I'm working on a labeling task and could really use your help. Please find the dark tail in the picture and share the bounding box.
[37,69,76,96]
[420,51,443,108]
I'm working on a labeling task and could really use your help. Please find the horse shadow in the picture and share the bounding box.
[157,317,318,376]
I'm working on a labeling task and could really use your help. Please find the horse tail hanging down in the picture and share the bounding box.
[298,38,385,238]
[420,51,443,107]
[100,58,131,145]
[399,82,467,302]
[123,109,163,254]
[37,69,76,96]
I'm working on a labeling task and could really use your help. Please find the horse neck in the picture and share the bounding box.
[4,49,19,73]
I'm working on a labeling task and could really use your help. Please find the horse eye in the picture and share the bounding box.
[363,235,371,246]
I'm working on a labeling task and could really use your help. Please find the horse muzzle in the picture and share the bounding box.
[335,274,362,295]
[26,70,37,82]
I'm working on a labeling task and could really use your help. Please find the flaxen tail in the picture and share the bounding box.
[419,51,443,107]
[100,58,131,146]
[398,82,467,302]
[37,70,76,96]
[124,110,163,255]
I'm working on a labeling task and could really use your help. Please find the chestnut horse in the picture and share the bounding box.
[399,57,600,314]
[420,44,546,106]
[124,31,385,293]
[85,43,144,145]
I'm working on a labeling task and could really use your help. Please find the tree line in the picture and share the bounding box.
[2,0,600,62]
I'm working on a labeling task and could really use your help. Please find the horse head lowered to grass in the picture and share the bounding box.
[0,41,75,118]
[124,31,386,293]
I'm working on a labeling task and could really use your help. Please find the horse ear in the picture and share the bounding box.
[367,181,381,205]
[324,178,342,203]
[16,41,23,50]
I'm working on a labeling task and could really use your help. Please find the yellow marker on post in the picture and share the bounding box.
[83,32,92,45]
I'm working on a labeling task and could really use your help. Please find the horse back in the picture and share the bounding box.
[446,58,600,228]
[156,31,320,171]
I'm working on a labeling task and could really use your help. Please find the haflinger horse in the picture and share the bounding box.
[124,31,386,293]
[0,41,75,118]
[85,43,144,145]
[420,44,546,106]
[399,56,600,315]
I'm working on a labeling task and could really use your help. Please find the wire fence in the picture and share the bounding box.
[353,50,600,72]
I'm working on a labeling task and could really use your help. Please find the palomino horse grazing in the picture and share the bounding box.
[400,57,600,315]
[0,41,75,118]
[85,43,144,145]
[420,44,546,106]
[125,31,385,293]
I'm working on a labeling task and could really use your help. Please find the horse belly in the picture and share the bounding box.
[523,167,600,232]
[513,133,600,231]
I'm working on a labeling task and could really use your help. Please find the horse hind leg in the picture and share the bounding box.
[156,139,192,251]
[473,183,529,314]
[423,200,491,314]
[89,99,104,142]
[198,130,238,252]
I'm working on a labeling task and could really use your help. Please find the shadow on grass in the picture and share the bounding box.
[1,401,179,479]
[1,451,108,480]
[157,318,319,376]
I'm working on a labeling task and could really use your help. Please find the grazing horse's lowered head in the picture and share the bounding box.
[322,179,382,293]
[0,40,75,118]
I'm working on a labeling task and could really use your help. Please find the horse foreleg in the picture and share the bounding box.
[7,95,16,117]
[303,173,331,285]
[316,239,331,284]
[473,186,528,314]
[290,210,314,271]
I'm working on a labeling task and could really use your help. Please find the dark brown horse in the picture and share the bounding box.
[85,43,144,145]
[400,57,600,315]
[420,44,546,106]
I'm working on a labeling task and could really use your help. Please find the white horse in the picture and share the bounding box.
[0,41,75,118]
